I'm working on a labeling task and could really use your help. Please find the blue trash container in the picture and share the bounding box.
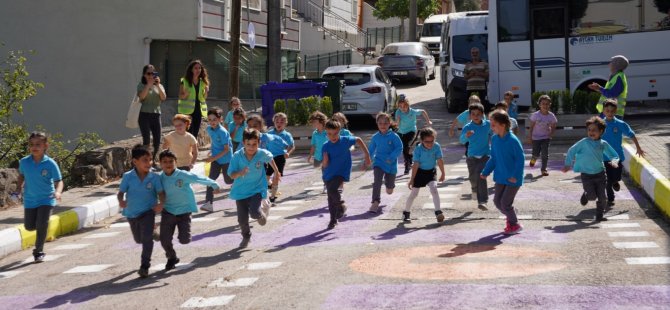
[261,81,326,126]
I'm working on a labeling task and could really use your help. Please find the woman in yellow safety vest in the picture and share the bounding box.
[589,55,628,119]
[179,59,210,139]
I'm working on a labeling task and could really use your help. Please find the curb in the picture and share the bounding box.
[0,163,208,260]
[622,143,670,218]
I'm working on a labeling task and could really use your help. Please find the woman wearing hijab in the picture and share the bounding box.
[589,55,629,119]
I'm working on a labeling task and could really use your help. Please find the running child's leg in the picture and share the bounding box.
[137,210,155,269]
[530,139,541,166]
[371,167,384,203]
[31,206,52,257]
[384,171,396,194]
[325,177,344,224]
[221,163,233,185]
[427,181,440,211]
[176,213,192,244]
[160,211,178,259]
[466,157,479,197]
[594,172,608,220]
[540,139,550,171]
[497,184,520,226]
[475,156,489,204]
[404,188,421,212]
[206,161,223,202]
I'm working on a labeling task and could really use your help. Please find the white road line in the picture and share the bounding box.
[311,182,323,186]
[612,242,659,249]
[450,168,469,172]
[271,206,296,211]
[600,223,641,229]
[439,194,458,199]
[606,214,630,220]
[267,215,282,221]
[608,231,650,237]
[63,264,114,273]
[0,270,28,279]
[625,257,670,265]
[422,203,453,209]
[191,217,218,222]
[109,222,130,228]
[243,262,283,270]
[498,215,533,220]
[52,244,92,250]
[181,296,236,308]
[289,163,311,167]
[150,262,194,271]
[83,232,121,239]
[396,182,407,187]
[451,164,468,168]
[438,187,461,192]
[303,186,324,191]
[279,200,304,205]
[23,254,65,264]
[208,277,258,288]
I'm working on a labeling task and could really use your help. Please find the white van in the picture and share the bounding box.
[438,11,488,112]
[419,14,450,57]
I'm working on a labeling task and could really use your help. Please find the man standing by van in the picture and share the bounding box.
[464,47,489,109]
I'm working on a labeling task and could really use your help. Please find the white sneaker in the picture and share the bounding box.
[262,199,271,217]
[369,201,380,213]
[200,202,213,212]
[322,185,327,194]
[471,192,477,201]
[386,187,394,195]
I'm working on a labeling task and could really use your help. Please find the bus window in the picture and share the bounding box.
[533,7,566,39]
[498,0,529,42]
[421,23,443,37]
[571,0,667,34]
[452,34,489,64]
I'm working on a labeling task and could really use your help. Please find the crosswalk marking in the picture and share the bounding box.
[279,200,304,205]
[150,262,194,271]
[600,223,640,229]
[271,206,296,211]
[450,168,469,172]
[438,187,461,192]
[612,242,659,249]
[52,243,92,250]
[625,257,670,265]
[0,270,28,279]
[439,193,458,199]
[83,232,121,239]
[606,214,630,220]
[23,254,65,264]
[63,264,114,273]
[498,215,533,220]
[422,203,453,210]
[243,262,282,270]
[191,217,218,222]
[607,231,650,237]
[267,215,282,221]
[109,222,130,228]
[208,277,258,288]
[304,186,324,191]
[289,162,311,167]
[181,295,235,308]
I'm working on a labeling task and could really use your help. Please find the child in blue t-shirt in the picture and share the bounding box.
[601,99,645,206]
[202,107,233,212]
[562,117,619,222]
[481,110,525,235]
[332,112,353,137]
[308,111,328,167]
[15,132,63,263]
[228,107,247,152]
[503,90,519,120]
[227,129,281,248]
[460,102,491,210]
[395,95,432,174]
[268,113,295,202]
[368,112,403,213]
[245,114,289,203]
[322,119,371,229]
[403,128,446,223]
[224,97,241,130]
[449,95,483,138]
[158,149,219,271]
[117,144,165,278]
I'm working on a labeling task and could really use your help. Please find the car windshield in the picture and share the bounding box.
[382,44,422,55]
[451,34,489,64]
[421,22,442,37]
[322,72,371,86]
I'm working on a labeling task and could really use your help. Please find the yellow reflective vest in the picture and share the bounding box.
[596,71,627,117]
[177,77,208,115]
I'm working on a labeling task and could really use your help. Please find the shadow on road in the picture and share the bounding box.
[439,233,513,258]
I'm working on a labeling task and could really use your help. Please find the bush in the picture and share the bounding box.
[573,90,591,114]
[321,96,333,116]
[560,89,575,114]
[273,98,286,114]
[272,96,333,126]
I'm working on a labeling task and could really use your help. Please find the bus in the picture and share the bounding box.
[488,0,670,109]
[420,14,450,57]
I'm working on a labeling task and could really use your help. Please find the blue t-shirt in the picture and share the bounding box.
[206,124,233,164]
[161,169,219,215]
[369,130,403,174]
[460,120,492,157]
[482,132,525,187]
[261,133,289,157]
[412,142,443,170]
[224,110,234,126]
[322,136,357,182]
[19,155,62,209]
[456,110,487,126]
[396,108,423,134]
[311,129,328,161]
[565,138,619,174]
[227,148,274,200]
[602,117,635,162]
[119,169,164,218]
[228,121,247,143]
[340,128,352,137]
[268,128,295,152]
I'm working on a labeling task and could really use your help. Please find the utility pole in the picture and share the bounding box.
[409,0,417,41]
[267,0,281,82]
[229,0,241,97]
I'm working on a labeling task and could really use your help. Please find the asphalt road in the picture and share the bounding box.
[1,73,670,309]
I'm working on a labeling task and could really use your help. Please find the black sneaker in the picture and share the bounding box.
[138,267,149,278]
[435,210,445,223]
[402,211,411,222]
[612,182,620,192]
[165,257,180,271]
[239,234,251,248]
[337,203,347,219]
[580,192,588,206]
[33,252,45,263]
[404,166,410,175]
[607,201,615,207]
[595,215,608,222]
[269,196,277,203]
[327,220,338,230]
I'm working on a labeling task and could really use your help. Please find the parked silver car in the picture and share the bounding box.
[322,65,397,118]
[377,42,436,85]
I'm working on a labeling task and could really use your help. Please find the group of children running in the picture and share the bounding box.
[14,92,644,279]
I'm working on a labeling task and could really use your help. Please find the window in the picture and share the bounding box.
[382,44,423,55]
[375,69,386,83]
[242,0,261,11]
[571,0,668,34]
[452,34,489,64]
[421,23,443,37]
[533,7,566,39]
[322,73,371,86]
[498,0,529,42]
[352,0,358,22]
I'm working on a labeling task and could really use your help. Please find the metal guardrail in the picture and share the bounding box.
[365,26,403,53]
[301,50,352,78]
[293,0,367,53]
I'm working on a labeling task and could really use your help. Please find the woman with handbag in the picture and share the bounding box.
[137,64,166,160]
[178,60,210,142]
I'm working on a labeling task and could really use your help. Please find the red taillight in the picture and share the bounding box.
[362,86,382,94]
[416,57,424,67]
[377,57,383,67]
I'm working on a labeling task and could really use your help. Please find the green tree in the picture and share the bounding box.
[454,0,480,12]
[1,47,104,188]
[373,0,440,21]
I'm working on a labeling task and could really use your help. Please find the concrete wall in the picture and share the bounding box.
[360,2,408,39]
[0,0,199,143]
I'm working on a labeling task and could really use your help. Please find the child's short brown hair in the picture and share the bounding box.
[494,100,508,110]
[273,112,288,122]
[325,119,342,130]
[468,95,481,104]
[28,131,48,143]
[232,107,246,119]
[537,94,552,105]
[173,114,192,127]
[489,110,511,131]
[504,91,514,98]
[331,112,349,127]
[418,127,436,141]
[207,107,223,118]
[242,128,261,142]
[309,111,327,124]
[468,102,485,113]
[586,116,606,132]
[246,114,267,132]
[603,99,618,109]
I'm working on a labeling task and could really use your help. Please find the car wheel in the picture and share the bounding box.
[419,69,428,85]
[446,86,459,113]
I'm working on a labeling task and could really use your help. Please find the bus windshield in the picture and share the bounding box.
[451,34,488,64]
[421,23,443,37]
